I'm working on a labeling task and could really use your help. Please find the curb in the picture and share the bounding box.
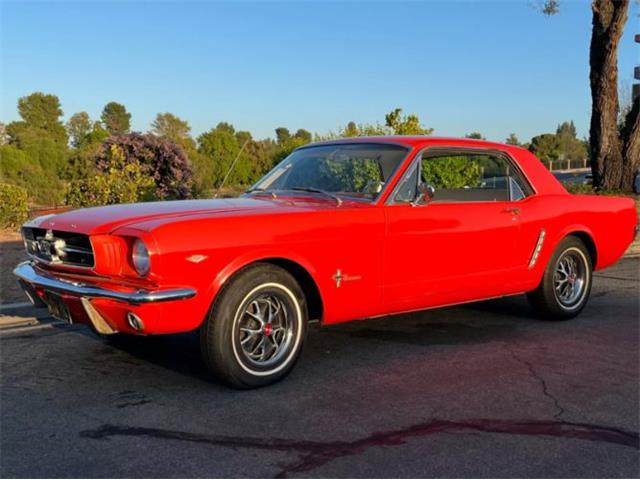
[0,303,50,320]
[0,301,32,312]
[0,316,40,330]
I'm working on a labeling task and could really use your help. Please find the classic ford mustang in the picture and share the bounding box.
[14,137,638,387]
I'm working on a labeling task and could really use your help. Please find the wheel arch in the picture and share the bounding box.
[260,257,324,322]
[566,230,598,268]
[207,253,325,324]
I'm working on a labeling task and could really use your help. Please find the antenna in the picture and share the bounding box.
[214,139,250,198]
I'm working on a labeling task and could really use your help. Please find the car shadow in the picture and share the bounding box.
[87,329,214,382]
[77,294,536,387]
[323,295,535,347]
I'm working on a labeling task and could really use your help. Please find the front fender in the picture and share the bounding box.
[204,248,324,314]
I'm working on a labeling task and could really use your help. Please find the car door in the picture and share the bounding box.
[382,148,532,310]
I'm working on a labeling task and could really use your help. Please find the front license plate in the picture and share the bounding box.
[44,291,72,324]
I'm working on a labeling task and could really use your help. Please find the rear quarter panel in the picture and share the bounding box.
[553,194,637,270]
[517,193,637,292]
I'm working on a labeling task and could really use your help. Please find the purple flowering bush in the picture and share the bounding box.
[98,133,193,200]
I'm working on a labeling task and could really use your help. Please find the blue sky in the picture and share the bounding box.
[1,0,638,143]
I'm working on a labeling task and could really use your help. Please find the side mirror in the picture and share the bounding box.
[412,182,435,206]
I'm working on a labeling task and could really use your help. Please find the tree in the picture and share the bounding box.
[542,0,639,191]
[529,120,589,166]
[385,108,434,135]
[66,112,92,147]
[98,133,192,199]
[0,123,8,145]
[16,92,65,135]
[530,133,562,162]
[85,121,111,145]
[63,122,111,181]
[465,132,485,140]
[150,112,191,144]
[189,150,216,197]
[555,121,588,160]
[101,102,131,135]
[235,130,252,146]
[245,138,278,183]
[198,123,249,190]
[215,122,236,136]
[336,108,433,139]
[343,121,360,137]
[272,127,314,164]
[5,92,68,178]
[7,92,67,147]
[337,122,387,137]
[294,129,312,144]
[275,127,291,145]
[505,133,521,146]
[621,98,640,189]
[0,144,64,204]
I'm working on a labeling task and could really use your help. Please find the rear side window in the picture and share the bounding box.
[420,153,529,203]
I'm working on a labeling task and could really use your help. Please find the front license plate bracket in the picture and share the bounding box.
[44,291,73,324]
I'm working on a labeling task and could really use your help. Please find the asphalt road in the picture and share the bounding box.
[552,171,591,185]
[1,258,638,478]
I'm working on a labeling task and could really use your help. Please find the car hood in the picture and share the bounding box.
[25,197,355,235]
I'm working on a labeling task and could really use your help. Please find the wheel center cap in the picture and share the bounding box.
[263,324,273,336]
[568,274,576,285]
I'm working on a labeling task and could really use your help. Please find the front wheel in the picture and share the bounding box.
[200,263,308,388]
[527,236,593,320]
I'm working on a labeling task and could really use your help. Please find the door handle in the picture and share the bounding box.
[502,207,521,216]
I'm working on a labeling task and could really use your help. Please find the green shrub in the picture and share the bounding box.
[65,145,155,207]
[563,183,594,195]
[0,145,64,205]
[422,156,482,189]
[563,183,629,197]
[0,183,29,229]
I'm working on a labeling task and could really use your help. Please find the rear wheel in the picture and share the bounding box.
[200,263,308,388]
[527,236,593,320]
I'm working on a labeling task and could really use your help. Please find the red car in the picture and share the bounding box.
[14,137,638,388]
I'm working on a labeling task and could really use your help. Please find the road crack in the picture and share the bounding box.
[506,345,566,420]
[80,418,638,478]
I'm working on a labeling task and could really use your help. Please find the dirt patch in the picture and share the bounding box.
[1,230,28,304]
[625,239,640,257]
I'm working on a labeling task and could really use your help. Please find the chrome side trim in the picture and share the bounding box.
[13,262,196,305]
[528,229,546,269]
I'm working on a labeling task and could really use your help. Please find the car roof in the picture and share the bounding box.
[296,135,569,197]
[304,135,519,151]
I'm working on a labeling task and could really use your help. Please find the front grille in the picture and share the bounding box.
[22,227,94,268]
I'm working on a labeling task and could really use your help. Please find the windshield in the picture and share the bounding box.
[248,143,409,202]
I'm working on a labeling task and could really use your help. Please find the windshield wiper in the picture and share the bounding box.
[244,187,277,199]
[289,187,343,206]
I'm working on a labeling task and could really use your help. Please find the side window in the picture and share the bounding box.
[393,162,419,203]
[420,153,528,203]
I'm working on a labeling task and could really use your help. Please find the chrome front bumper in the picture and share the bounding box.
[13,262,196,305]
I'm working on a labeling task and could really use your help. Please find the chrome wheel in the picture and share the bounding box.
[231,283,302,375]
[553,248,588,309]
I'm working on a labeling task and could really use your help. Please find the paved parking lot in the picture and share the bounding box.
[1,258,638,478]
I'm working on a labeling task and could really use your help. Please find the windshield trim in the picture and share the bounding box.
[248,142,412,204]
[295,139,414,151]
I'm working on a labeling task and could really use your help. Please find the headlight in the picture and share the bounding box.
[132,239,151,276]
